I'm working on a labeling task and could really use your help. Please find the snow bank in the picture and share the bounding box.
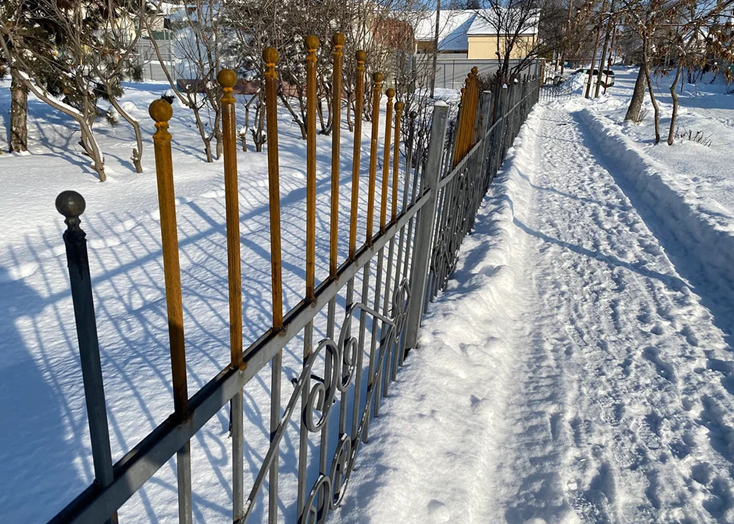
[330,108,545,523]
[577,109,734,285]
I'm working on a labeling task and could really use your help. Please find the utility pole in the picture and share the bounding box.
[560,0,574,74]
[430,0,441,98]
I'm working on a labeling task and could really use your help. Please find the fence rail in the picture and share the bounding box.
[49,33,539,524]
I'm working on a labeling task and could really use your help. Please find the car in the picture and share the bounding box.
[575,68,615,87]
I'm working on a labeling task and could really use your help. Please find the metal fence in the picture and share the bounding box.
[49,32,539,524]
[540,83,573,102]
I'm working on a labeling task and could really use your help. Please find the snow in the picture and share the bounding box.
[330,74,734,522]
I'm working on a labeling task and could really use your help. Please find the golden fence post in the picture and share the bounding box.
[452,85,467,167]
[392,101,403,222]
[263,46,282,524]
[218,69,244,366]
[305,35,319,300]
[380,88,394,233]
[349,50,366,259]
[330,33,344,277]
[217,68,245,523]
[149,100,189,416]
[149,99,193,524]
[263,47,283,330]
[469,67,480,145]
[366,72,383,244]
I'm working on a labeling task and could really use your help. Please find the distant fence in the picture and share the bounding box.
[423,56,541,90]
[49,32,539,524]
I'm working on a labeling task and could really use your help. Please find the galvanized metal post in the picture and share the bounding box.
[56,191,118,524]
[404,102,449,352]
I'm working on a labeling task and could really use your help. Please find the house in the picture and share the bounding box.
[414,9,538,60]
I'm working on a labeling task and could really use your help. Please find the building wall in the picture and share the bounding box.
[467,35,536,60]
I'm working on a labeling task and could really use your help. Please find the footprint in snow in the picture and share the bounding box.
[426,499,450,522]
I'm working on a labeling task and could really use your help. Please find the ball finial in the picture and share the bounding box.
[373,72,384,83]
[305,34,319,51]
[263,47,279,64]
[217,69,238,89]
[471,66,479,75]
[386,87,395,98]
[56,191,86,220]
[395,101,404,111]
[149,99,173,123]
[332,33,345,46]
[355,50,367,62]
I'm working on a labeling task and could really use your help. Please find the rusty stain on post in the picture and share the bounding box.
[366,72,383,244]
[349,50,366,258]
[217,69,244,367]
[263,47,283,330]
[330,33,344,277]
[305,35,319,301]
[392,101,403,222]
[380,88,394,232]
[149,99,189,417]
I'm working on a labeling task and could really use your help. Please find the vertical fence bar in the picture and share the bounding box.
[324,30,344,512]
[298,34,319,520]
[372,88,393,417]
[348,50,366,442]
[149,99,192,524]
[55,191,118,524]
[262,46,283,524]
[217,69,245,524]
[389,101,404,383]
[404,101,449,352]
[363,78,386,440]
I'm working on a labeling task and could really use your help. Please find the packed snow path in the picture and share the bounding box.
[331,105,734,523]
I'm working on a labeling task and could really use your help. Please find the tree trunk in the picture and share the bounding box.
[642,38,660,144]
[346,90,354,133]
[10,71,28,153]
[106,86,143,173]
[667,64,682,146]
[595,0,615,98]
[586,1,605,99]
[624,66,647,122]
[279,92,308,139]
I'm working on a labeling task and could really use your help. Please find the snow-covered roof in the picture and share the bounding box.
[414,9,538,50]
[414,10,475,51]
[467,9,539,36]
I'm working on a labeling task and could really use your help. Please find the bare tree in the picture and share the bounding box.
[0,0,108,180]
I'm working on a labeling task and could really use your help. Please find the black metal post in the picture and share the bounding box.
[56,191,117,524]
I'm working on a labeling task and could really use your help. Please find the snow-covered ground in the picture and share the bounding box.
[331,75,734,523]
[3,67,734,524]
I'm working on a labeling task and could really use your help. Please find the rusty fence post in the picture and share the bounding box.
[217,68,245,523]
[262,45,283,524]
[56,191,118,524]
[149,99,193,524]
